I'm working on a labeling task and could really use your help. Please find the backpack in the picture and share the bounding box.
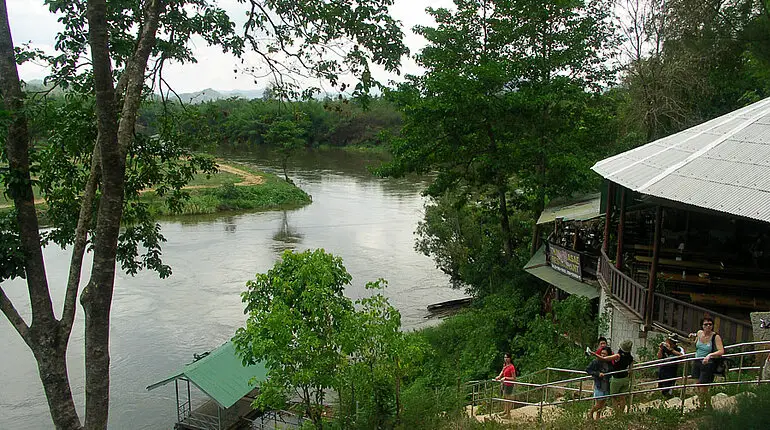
[711,334,728,376]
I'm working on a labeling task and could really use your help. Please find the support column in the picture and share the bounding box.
[644,206,662,329]
[602,181,615,254]
[615,189,627,269]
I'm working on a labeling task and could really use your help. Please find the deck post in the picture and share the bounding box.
[175,379,180,422]
[187,379,191,417]
[602,182,615,254]
[615,188,626,270]
[645,206,662,329]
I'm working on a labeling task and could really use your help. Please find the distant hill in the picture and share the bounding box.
[175,88,264,103]
[20,80,264,103]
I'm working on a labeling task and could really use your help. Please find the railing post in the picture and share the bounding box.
[680,360,688,415]
[539,369,550,422]
[738,355,745,383]
[578,378,583,402]
[628,365,635,412]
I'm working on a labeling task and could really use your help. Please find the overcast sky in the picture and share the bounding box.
[7,0,454,93]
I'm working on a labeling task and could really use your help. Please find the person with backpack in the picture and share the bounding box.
[586,346,612,420]
[595,339,634,415]
[688,316,725,409]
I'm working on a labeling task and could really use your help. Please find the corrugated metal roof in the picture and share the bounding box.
[592,96,770,223]
[523,246,600,299]
[536,193,601,225]
[147,340,267,409]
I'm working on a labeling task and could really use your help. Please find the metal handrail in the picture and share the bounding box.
[467,340,770,420]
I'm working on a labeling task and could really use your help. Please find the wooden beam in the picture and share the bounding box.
[645,206,663,329]
[602,181,615,254]
[615,188,627,269]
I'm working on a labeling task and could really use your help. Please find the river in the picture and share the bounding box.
[0,148,466,429]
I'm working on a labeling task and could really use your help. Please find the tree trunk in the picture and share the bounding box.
[82,1,162,428]
[82,1,121,427]
[32,342,82,430]
[0,1,82,428]
[498,185,513,260]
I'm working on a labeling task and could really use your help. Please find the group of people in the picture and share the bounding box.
[585,338,634,420]
[491,316,727,420]
[586,316,725,419]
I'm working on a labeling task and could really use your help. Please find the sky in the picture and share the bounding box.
[6,0,454,93]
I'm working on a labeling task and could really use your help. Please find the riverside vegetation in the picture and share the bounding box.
[3,0,770,429]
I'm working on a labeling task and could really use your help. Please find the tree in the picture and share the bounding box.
[235,250,412,429]
[234,249,355,428]
[619,0,770,141]
[0,1,406,429]
[380,0,620,288]
[264,116,306,183]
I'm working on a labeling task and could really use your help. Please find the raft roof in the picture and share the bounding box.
[146,340,267,409]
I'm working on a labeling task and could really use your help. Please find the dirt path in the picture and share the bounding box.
[0,162,264,209]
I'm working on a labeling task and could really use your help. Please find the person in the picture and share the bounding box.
[586,346,612,420]
[494,353,517,418]
[688,316,725,409]
[597,339,634,415]
[595,337,608,355]
[657,334,685,398]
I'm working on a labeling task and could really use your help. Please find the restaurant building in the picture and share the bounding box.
[526,96,770,349]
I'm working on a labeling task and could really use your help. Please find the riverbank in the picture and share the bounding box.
[0,161,312,218]
[141,161,312,216]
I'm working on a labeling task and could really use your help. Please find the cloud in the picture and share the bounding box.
[9,0,453,93]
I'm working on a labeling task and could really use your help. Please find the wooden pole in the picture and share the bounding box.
[645,206,662,329]
[602,182,615,254]
[615,188,627,269]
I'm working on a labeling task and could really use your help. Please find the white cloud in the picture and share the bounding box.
[8,0,453,93]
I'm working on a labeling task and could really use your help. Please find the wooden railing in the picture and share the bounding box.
[653,293,753,344]
[598,249,646,318]
[598,250,752,344]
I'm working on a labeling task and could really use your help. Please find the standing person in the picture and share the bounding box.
[595,337,608,355]
[494,353,517,418]
[586,346,612,420]
[688,316,725,409]
[657,334,685,398]
[597,339,634,414]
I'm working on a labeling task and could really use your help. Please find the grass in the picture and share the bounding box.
[142,170,311,216]
[186,170,241,186]
[1,162,311,218]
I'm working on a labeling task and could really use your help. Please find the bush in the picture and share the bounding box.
[702,386,770,430]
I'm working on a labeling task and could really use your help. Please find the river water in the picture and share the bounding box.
[0,149,466,429]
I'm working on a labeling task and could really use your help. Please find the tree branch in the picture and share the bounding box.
[0,0,56,326]
[0,286,29,341]
[60,143,101,337]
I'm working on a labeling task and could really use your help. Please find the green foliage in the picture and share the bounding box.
[703,386,770,430]
[0,210,25,281]
[235,249,356,427]
[235,250,412,429]
[552,295,599,350]
[620,0,770,141]
[141,175,311,216]
[137,96,403,152]
[414,190,536,296]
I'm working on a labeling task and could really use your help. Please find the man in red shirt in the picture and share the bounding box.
[494,353,517,418]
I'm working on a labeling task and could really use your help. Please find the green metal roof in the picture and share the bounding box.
[146,340,267,409]
[536,193,602,225]
[523,246,600,300]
